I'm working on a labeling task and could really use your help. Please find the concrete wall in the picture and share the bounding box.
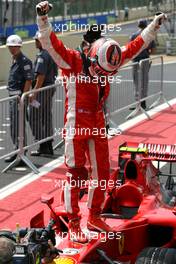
[118,2,172,21]
[118,7,148,21]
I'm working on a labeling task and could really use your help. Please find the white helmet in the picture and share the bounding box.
[6,35,22,47]
[88,37,122,77]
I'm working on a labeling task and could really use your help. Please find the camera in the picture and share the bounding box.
[13,241,43,263]
[0,219,61,264]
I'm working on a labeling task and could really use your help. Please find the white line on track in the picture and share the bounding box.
[121,80,176,84]
[120,60,176,71]
[152,80,176,84]
[0,98,176,200]
[0,156,64,200]
[118,97,176,132]
[162,61,176,65]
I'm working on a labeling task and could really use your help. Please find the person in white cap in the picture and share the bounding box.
[5,35,33,163]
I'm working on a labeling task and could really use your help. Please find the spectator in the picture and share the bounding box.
[124,5,129,21]
[130,19,156,110]
[0,236,15,264]
[36,1,165,243]
[5,35,33,163]
[29,31,58,156]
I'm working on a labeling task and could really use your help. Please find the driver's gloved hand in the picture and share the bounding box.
[36,1,53,16]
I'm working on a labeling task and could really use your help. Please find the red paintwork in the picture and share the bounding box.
[31,142,176,263]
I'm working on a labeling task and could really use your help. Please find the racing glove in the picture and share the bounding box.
[36,1,52,32]
[36,1,52,16]
[141,12,167,45]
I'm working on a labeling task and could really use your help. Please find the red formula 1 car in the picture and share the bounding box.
[31,142,176,264]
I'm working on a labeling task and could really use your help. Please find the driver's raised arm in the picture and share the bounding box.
[36,1,82,72]
[120,13,167,66]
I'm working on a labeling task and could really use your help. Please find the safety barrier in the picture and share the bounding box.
[1,56,168,174]
[2,83,64,174]
[109,56,170,122]
[21,83,64,150]
[0,96,21,160]
[109,61,139,112]
[126,56,170,119]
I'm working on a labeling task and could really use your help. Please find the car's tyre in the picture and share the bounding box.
[135,247,176,264]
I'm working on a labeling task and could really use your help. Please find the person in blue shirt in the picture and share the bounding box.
[124,5,129,21]
[130,19,156,110]
[29,31,58,156]
[5,35,33,162]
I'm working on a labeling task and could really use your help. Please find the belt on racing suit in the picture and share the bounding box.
[77,108,103,114]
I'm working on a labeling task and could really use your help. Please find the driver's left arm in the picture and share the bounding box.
[120,35,146,66]
[120,13,166,66]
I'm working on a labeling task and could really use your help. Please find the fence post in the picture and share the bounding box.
[125,60,150,120]
[19,94,39,173]
[149,56,172,109]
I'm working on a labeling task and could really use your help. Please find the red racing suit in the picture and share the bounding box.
[38,19,148,219]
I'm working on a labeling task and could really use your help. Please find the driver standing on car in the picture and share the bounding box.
[35,1,166,243]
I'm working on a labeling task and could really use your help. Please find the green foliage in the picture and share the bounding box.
[5,0,164,27]
[49,0,127,16]
[14,28,29,38]
[48,0,164,16]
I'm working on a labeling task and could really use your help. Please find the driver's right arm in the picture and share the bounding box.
[37,14,82,73]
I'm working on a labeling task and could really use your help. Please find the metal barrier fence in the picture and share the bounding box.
[110,61,139,112]
[1,56,169,174]
[109,60,151,123]
[109,56,170,123]
[0,96,21,160]
[22,83,64,151]
[1,83,65,174]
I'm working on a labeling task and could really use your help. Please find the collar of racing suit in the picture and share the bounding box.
[77,45,106,103]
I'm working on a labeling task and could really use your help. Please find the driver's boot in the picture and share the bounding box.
[87,212,113,232]
[69,218,88,243]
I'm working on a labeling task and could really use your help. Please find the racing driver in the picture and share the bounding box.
[36,1,166,243]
